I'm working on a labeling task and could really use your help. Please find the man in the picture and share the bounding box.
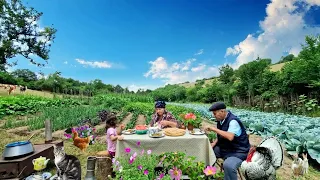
[205,102,250,180]
[149,100,179,128]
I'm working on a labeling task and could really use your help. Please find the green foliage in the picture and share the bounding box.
[151,84,187,102]
[0,95,81,117]
[0,0,57,70]
[207,131,217,143]
[278,54,294,64]
[219,64,234,84]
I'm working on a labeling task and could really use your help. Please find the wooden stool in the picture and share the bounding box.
[96,151,112,180]
[216,158,245,180]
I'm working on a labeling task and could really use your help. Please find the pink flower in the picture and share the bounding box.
[125,148,131,153]
[93,128,96,131]
[147,149,152,155]
[169,167,182,180]
[137,165,143,170]
[141,149,145,155]
[144,169,149,175]
[159,173,165,179]
[64,133,72,139]
[203,166,217,176]
[137,141,141,146]
[129,156,135,164]
[133,152,137,158]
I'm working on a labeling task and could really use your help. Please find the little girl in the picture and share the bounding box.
[106,114,124,158]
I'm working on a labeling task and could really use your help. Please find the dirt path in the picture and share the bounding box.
[6,126,29,135]
[200,118,216,129]
[135,114,146,125]
[119,112,133,126]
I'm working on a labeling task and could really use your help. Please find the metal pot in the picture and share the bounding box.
[2,140,34,159]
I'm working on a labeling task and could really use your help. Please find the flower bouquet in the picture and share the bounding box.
[64,125,96,145]
[179,113,202,130]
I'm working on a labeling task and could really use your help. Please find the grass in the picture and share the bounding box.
[270,62,286,72]
[0,88,58,98]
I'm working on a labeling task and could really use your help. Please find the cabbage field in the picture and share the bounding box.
[170,103,320,164]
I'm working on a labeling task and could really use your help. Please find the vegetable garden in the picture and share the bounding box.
[1,94,320,179]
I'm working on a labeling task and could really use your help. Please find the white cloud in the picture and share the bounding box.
[191,64,206,72]
[225,0,320,69]
[194,49,204,55]
[144,57,220,85]
[5,65,15,73]
[64,61,68,64]
[75,59,112,69]
[36,73,48,79]
[126,84,161,92]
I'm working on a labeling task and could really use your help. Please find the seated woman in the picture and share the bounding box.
[149,101,179,128]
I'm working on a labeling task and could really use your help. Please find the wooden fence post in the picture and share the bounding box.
[45,119,52,143]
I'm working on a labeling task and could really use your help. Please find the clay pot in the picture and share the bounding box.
[187,123,194,131]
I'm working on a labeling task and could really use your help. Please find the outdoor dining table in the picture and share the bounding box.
[115,129,216,166]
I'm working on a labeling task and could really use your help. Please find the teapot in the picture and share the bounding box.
[32,156,50,171]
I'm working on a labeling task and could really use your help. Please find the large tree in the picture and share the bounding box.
[0,0,57,71]
[11,68,37,82]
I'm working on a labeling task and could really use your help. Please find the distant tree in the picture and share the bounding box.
[11,69,37,82]
[278,54,294,64]
[114,85,124,93]
[219,64,234,84]
[0,0,57,71]
[236,58,271,105]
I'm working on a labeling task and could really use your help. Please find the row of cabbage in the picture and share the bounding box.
[169,102,320,164]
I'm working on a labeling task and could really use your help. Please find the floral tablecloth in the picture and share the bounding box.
[115,130,216,166]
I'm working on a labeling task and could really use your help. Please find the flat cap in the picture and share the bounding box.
[209,102,226,111]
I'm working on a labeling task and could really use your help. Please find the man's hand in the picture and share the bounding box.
[211,142,215,147]
[210,127,218,132]
[204,126,212,131]
[204,126,218,132]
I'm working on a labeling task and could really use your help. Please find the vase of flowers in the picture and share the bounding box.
[180,113,202,131]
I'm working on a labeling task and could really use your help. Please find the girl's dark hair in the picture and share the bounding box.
[105,114,117,130]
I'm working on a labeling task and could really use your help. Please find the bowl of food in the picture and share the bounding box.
[149,132,164,138]
[135,125,148,134]
[148,127,160,134]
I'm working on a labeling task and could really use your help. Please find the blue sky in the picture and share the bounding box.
[8,0,320,91]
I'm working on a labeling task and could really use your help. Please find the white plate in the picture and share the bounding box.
[122,130,135,135]
[149,133,165,138]
[190,131,205,135]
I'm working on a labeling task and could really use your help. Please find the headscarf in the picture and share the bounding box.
[155,100,166,108]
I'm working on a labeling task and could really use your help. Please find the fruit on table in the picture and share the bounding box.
[135,125,147,130]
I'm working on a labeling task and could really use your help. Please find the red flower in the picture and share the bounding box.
[184,113,196,120]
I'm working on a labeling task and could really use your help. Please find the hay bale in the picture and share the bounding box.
[96,151,113,180]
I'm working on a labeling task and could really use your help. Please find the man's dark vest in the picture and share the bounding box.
[217,111,250,155]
